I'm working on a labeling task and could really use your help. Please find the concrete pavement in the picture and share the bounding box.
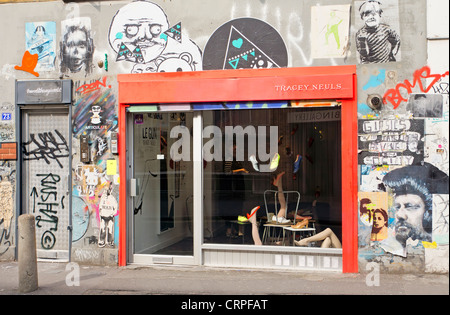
[0,261,448,296]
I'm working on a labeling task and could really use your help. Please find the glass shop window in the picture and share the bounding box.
[200,103,342,249]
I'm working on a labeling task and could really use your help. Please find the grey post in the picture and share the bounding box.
[18,214,38,293]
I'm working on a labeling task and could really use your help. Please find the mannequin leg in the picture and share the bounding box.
[321,237,331,248]
[294,228,341,248]
[248,206,262,245]
[273,172,286,218]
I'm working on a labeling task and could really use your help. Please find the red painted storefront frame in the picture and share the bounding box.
[117,65,358,273]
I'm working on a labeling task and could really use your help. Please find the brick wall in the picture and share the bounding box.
[0,143,17,160]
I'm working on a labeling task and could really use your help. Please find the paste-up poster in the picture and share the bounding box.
[358,191,389,245]
[60,17,94,74]
[354,0,402,64]
[311,5,351,59]
[25,21,56,71]
[358,118,425,166]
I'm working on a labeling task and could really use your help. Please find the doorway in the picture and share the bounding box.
[128,110,195,265]
[20,106,72,261]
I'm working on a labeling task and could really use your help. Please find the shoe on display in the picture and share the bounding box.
[271,215,291,225]
[238,215,249,222]
[293,154,302,174]
[246,206,260,220]
[291,219,309,229]
[249,155,259,171]
[269,153,280,171]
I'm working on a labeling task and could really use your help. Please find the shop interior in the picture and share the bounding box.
[131,103,342,257]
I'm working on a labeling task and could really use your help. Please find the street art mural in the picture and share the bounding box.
[25,21,56,72]
[354,0,401,64]
[1,0,448,272]
[108,0,202,74]
[203,17,288,70]
[72,77,119,251]
[60,18,94,75]
[381,163,449,257]
[358,62,449,270]
[311,5,351,59]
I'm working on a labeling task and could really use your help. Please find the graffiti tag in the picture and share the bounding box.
[75,77,111,95]
[383,66,449,109]
[22,130,69,168]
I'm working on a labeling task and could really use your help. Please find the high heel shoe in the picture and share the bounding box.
[246,206,260,224]
[291,219,308,229]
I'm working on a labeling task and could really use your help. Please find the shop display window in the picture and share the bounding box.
[201,103,342,248]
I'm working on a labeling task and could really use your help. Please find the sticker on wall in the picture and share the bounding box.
[72,86,116,137]
[354,0,401,64]
[358,118,424,166]
[406,93,444,118]
[14,51,39,77]
[311,5,351,59]
[358,191,389,244]
[25,21,56,72]
[108,1,202,74]
[203,18,288,70]
[60,17,94,74]
[432,194,449,245]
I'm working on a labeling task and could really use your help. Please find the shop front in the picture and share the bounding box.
[117,65,358,273]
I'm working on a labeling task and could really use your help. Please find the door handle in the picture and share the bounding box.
[130,178,138,197]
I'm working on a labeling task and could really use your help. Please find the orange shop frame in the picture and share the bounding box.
[117,65,358,273]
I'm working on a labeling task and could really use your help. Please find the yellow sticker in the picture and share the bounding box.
[422,241,437,249]
[106,159,117,175]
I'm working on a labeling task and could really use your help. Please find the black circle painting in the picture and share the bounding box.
[203,18,288,70]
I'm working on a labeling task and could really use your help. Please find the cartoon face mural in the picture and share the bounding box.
[109,1,169,64]
[108,1,202,73]
[155,52,194,72]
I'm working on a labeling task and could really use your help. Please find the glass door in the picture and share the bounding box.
[129,110,194,265]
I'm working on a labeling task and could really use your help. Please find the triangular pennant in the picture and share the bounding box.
[116,42,131,61]
[223,26,280,70]
[228,58,240,69]
[163,22,182,43]
[132,47,144,63]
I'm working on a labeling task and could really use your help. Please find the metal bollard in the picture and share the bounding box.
[18,214,38,293]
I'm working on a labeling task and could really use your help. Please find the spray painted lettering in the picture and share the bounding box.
[383,66,449,109]
[22,130,69,168]
[75,77,111,95]
[35,173,64,250]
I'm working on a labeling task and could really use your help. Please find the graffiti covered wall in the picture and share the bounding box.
[0,0,448,272]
